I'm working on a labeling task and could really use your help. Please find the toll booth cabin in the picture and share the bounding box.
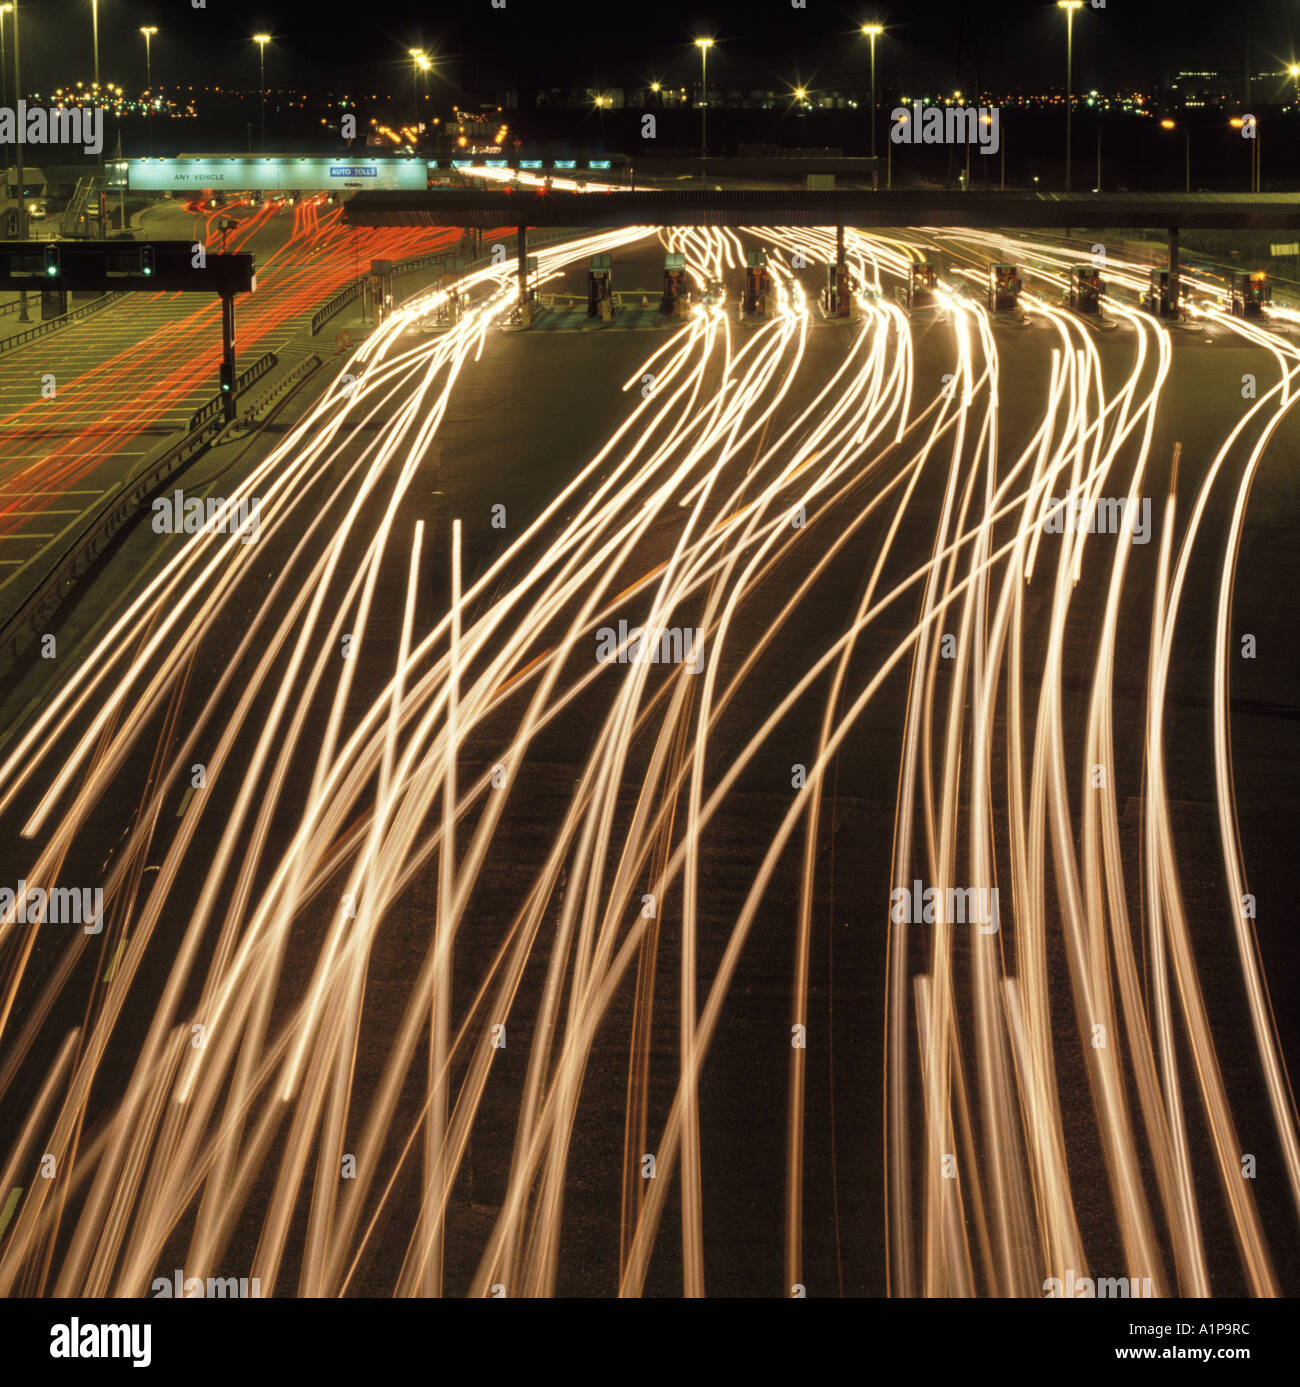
[743,249,770,316]
[435,271,462,324]
[823,261,855,318]
[588,253,613,320]
[662,251,687,316]
[1143,268,1178,319]
[988,264,1020,314]
[1068,266,1104,315]
[907,262,937,310]
[1229,271,1270,318]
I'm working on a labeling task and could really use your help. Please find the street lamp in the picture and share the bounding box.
[0,5,11,182]
[1160,118,1190,193]
[888,110,906,189]
[253,33,270,150]
[89,0,104,170]
[140,26,157,156]
[409,49,430,137]
[861,24,883,190]
[1229,115,1260,193]
[1058,0,1083,191]
[10,0,26,319]
[694,37,714,168]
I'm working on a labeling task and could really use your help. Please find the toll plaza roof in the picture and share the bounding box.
[343,189,1300,232]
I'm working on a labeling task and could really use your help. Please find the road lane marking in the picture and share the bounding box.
[0,1187,21,1240]
[103,935,128,984]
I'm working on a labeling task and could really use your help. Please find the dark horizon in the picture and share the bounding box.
[3,1,1298,100]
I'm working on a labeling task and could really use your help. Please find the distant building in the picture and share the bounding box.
[1167,70,1238,107]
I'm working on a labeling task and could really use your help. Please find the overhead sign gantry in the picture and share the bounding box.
[127,156,429,192]
[0,241,257,420]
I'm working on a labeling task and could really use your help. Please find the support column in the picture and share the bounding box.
[221,293,237,422]
[835,222,846,270]
[1168,225,1180,315]
[517,225,528,308]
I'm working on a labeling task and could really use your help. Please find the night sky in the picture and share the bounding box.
[7,1,1300,98]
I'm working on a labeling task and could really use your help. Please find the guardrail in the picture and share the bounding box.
[231,353,321,431]
[0,291,125,355]
[0,411,228,665]
[187,351,278,431]
[0,349,317,667]
[309,280,364,335]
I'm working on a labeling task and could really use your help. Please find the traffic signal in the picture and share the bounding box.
[219,361,235,394]
[43,245,60,278]
[141,246,155,278]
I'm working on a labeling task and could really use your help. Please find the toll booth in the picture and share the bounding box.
[435,271,461,324]
[743,249,770,316]
[824,262,855,318]
[1143,268,1179,319]
[988,263,1020,314]
[588,253,613,320]
[1067,266,1103,315]
[662,251,687,316]
[907,262,937,310]
[370,258,394,321]
[1230,270,1270,318]
[517,254,539,325]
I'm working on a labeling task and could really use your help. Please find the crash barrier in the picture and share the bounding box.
[188,351,277,432]
[0,291,125,356]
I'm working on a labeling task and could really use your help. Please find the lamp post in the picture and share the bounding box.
[1058,0,1083,191]
[1160,119,1189,193]
[12,0,26,319]
[0,5,11,182]
[90,0,104,171]
[694,36,713,171]
[862,24,883,190]
[253,33,270,150]
[140,26,157,156]
[888,109,905,189]
[1229,116,1258,193]
[409,48,428,137]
